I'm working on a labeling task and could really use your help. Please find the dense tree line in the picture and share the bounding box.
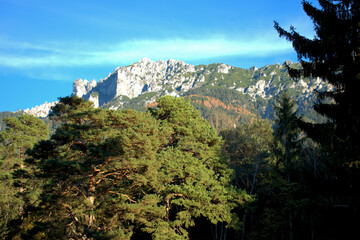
[1,92,357,239]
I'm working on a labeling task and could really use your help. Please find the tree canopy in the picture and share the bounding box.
[0,114,49,238]
[20,96,248,239]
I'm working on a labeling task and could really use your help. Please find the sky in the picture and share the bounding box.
[0,0,316,112]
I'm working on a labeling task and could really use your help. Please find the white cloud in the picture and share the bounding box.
[0,34,293,69]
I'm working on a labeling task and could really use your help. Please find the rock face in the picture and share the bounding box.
[73,79,97,98]
[73,58,203,107]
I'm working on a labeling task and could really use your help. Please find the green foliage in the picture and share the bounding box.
[152,96,250,227]
[0,114,49,238]
[22,96,248,239]
[220,108,330,239]
[0,111,24,131]
[221,119,276,192]
[0,173,23,239]
[1,115,49,160]
[25,96,162,239]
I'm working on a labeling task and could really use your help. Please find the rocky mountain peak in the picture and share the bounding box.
[72,58,201,108]
[139,57,151,63]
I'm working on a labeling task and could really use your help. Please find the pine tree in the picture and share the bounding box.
[24,96,166,239]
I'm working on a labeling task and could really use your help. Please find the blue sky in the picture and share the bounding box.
[0,0,315,112]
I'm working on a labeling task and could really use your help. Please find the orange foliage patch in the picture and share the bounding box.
[185,95,256,122]
[145,101,159,108]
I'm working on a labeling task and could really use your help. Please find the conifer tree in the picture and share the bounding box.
[274,0,360,166]
[273,92,301,175]
[273,92,302,240]
[275,1,360,238]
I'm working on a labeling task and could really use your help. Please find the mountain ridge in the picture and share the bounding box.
[14,58,331,127]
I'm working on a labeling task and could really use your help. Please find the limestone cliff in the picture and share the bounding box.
[72,57,206,108]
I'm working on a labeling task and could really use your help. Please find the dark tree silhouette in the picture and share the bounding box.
[275,0,360,166]
[275,1,360,239]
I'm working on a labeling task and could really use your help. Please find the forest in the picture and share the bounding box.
[1,0,359,239]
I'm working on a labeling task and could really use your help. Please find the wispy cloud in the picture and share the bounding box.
[0,33,292,70]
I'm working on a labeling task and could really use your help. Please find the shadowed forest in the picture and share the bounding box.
[0,1,359,239]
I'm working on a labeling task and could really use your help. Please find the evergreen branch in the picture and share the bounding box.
[108,192,136,203]
[72,186,87,199]
[106,215,120,230]
[95,172,128,198]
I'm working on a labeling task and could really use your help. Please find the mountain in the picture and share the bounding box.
[8,58,331,131]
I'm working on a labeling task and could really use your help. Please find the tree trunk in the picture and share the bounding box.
[18,162,24,217]
[86,185,96,227]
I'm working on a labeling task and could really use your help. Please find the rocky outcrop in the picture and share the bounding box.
[23,101,58,118]
[73,58,201,107]
[73,79,97,98]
